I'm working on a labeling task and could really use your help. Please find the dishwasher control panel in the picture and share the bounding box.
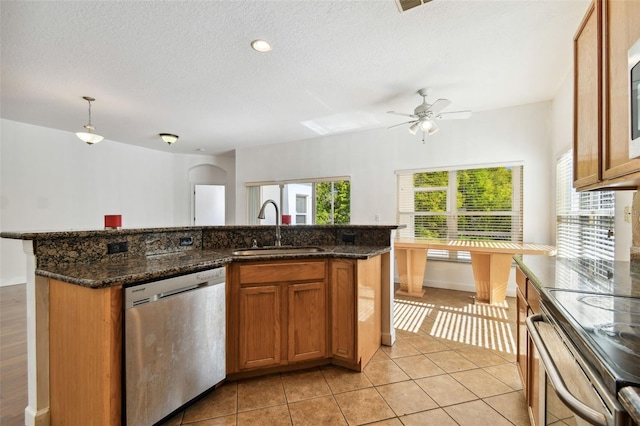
[124,267,225,309]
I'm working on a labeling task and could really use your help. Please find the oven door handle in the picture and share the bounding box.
[526,314,608,426]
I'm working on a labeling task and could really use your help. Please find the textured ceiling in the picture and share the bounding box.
[0,0,589,155]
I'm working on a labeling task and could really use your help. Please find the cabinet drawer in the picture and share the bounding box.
[527,280,541,315]
[239,261,326,284]
[515,267,527,298]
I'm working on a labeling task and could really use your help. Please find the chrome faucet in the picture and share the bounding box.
[257,199,281,247]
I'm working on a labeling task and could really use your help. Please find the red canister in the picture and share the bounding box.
[104,215,122,229]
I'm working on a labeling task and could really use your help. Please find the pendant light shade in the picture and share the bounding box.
[76,96,104,144]
[159,133,179,144]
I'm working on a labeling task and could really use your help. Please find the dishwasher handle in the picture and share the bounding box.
[526,314,607,426]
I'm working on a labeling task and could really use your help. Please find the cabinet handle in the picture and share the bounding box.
[526,314,607,426]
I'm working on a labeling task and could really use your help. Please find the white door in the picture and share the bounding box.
[195,185,225,225]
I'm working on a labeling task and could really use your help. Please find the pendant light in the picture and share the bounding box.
[76,96,104,144]
[159,133,179,144]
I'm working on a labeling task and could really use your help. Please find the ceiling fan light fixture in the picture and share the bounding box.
[419,119,434,131]
[76,96,103,145]
[408,122,420,135]
[159,133,179,144]
[427,121,439,135]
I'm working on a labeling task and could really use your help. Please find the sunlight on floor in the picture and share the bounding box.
[394,297,516,354]
[393,299,433,333]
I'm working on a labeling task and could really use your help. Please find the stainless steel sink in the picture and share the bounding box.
[231,246,326,256]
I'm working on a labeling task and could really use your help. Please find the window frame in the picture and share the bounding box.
[396,162,524,261]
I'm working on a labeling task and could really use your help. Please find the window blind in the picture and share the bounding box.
[397,165,523,261]
[556,150,615,263]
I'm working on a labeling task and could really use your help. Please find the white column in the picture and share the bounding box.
[23,240,50,426]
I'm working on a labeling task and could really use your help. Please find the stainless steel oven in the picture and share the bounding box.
[527,307,631,425]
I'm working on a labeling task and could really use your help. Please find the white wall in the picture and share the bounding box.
[0,119,233,286]
[235,101,556,295]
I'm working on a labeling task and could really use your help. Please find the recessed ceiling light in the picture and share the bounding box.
[250,39,272,52]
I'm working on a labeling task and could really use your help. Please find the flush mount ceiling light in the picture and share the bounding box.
[250,39,272,52]
[159,133,179,144]
[76,96,104,145]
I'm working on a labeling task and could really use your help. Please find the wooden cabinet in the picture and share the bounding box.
[574,0,640,190]
[239,284,282,369]
[573,0,602,188]
[330,256,381,371]
[227,256,383,376]
[515,266,541,426]
[288,281,327,362]
[227,259,328,374]
[330,259,357,362]
[49,279,122,426]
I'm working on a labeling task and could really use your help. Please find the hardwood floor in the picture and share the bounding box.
[0,284,27,426]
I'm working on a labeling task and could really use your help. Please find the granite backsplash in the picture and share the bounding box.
[3,225,400,268]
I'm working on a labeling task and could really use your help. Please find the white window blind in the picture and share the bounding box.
[556,150,615,262]
[397,164,523,260]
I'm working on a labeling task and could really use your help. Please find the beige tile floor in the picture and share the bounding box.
[159,287,529,426]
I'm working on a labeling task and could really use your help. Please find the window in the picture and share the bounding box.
[397,164,523,260]
[246,177,350,225]
[295,194,308,224]
[556,150,615,262]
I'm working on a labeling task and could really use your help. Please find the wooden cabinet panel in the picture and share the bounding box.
[602,0,640,180]
[356,255,382,367]
[239,285,282,369]
[288,282,327,362]
[515,266,527,298]
[527,281,541,315]
[574,0,602,188]
[239,261,325,284]
[516,287,528,399]
[49,280,122,426]
[330,259,357,362]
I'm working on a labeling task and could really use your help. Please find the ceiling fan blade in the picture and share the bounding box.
[435,110,473,120]
[387,120,418,129]
[427,99,452,114]
[387,111,417,118]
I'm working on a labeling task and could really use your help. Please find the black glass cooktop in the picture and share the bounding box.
[545,289,640,394]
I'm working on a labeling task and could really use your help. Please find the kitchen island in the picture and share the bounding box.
[1,225,400,426]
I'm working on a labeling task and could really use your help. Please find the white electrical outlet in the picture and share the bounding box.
[374,214,380,223]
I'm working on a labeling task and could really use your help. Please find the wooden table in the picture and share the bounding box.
[394,239,556,304]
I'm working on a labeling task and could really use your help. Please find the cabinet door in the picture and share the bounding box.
[239,285,281,369]
[330,259,356,362]
[573,0,602,188]
[516,287,528,399]
[602,0,640,180]
[288,281,327,362]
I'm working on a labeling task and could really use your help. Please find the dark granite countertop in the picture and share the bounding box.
[1,224,402,241]
[515,255,640,297]
[37,245,391,288]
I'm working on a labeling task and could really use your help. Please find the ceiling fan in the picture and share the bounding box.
[387,88,472,138]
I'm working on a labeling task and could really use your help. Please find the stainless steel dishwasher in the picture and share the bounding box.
[124,267,226,426]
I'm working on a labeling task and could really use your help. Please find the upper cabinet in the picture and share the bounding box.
[574,0,640,191]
